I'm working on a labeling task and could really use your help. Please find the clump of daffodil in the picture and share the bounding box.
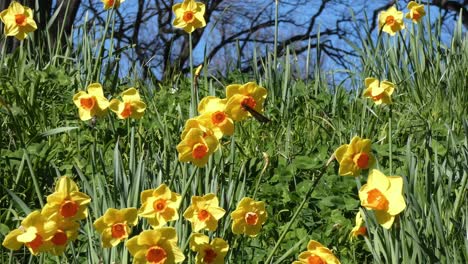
[0,1,37,40]
[378,6,405,36]
[189,233,229,264]
[2,211,57,255]
[363,78,395,105]
[231,197,267,237]
[406,1,425,23]
[126,227,185,263]
[334,136,375,177]
[293,240,341,264]
[183,194,226,232]
[101,0,125,10]
[176,127,219,167]
[93,208,138,248]
[359,169,406,229]
[73,83,110,121]
[350,211,367,239]
[172,0,206,33]
[196,96,234,139]
[225,82,267,121]
[42,218,79,256]
[41,176,91,222]
[138,184,181,228]
[109,88,147,119]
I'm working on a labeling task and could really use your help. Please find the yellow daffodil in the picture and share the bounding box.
[334,136,375,177]
[41,176,91,222]
[378,6,405,36]
[138,184,181,228]
[183,194,226,232]
[42,218,79,256]
[180,118,215,140]
[358,169,406,229]
[2,210,57,255]
[126,227,185,264]
[350,211,367,239]
[196,96,234,139]
[172,0,206,33]
[0,1,37,40]
[363,78,395,105]
[189,233,229,264]
[101,0,125,10]
[231,197,267,237]
[406,1,425,23]
[225,82,267,121]
[109,88,147,119]
[293,240,341,264]
[176,127,219,167]
[73,83,110,121]
[94,208,138,248]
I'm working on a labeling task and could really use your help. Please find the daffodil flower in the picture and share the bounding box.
[0,1,37,40]
[109,88,147,119]
[126,227,185,264]
[363,78,395,105]
[138,184,181,228]
[183,194,226,232]
[101,0,125,10]
[42,218,79,256]
[73,83,110,121]
[406,1,426,23]
[350,211,367,239]
[196,96,234,139]
[225,82,267,121]
[41,176,91,222]
[378,6,405,36]
[293,240,341,264]
[177,127,219,167]
[189,233,229,264]
[359,169,406,229]
[2,211,57,255]
[334,136,376,177]
[230,197,267,237]
[172,0,206,33]
[94,208,138,248]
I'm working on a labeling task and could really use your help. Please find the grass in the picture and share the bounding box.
[0,3,467,264]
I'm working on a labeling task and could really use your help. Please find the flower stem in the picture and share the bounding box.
[265,163,330,263]
[389,106,393,174]
[189,32,197,118]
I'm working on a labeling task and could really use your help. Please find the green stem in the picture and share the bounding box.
[189,33,197,118]
[91,9,113,81]
[273,0,279,71]
[389,106,393,174]
[265,163,329,263]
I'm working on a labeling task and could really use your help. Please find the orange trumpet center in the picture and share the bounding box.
[183,11,195,23]
[80,97,96,110]
[203,248,217,263]
[153,199,167,212]
[26,234,43,251]
[366,189,389,211]
[15,14,26,26]
[307,255,325,264]
[60,199,79,218]
[198,209,210,221]
[51,230,68,246]
[192,143,208,159]
[211,111,227,125]
[111,223,127,239]
[356,226,367,236]
[121,102,133,118]
[385,15,395,26]
[241,96,257,110]
[353,152,370,169]
[412,12,420,21]
[146,246,167,263]
[371,93,384,102]
[245,212,258,225]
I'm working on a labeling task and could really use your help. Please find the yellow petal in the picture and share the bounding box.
[2,229,24,250]
[367,169,390,191]
[375,210,394,229]
[87,83,105,98]
[121,87,141,102]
